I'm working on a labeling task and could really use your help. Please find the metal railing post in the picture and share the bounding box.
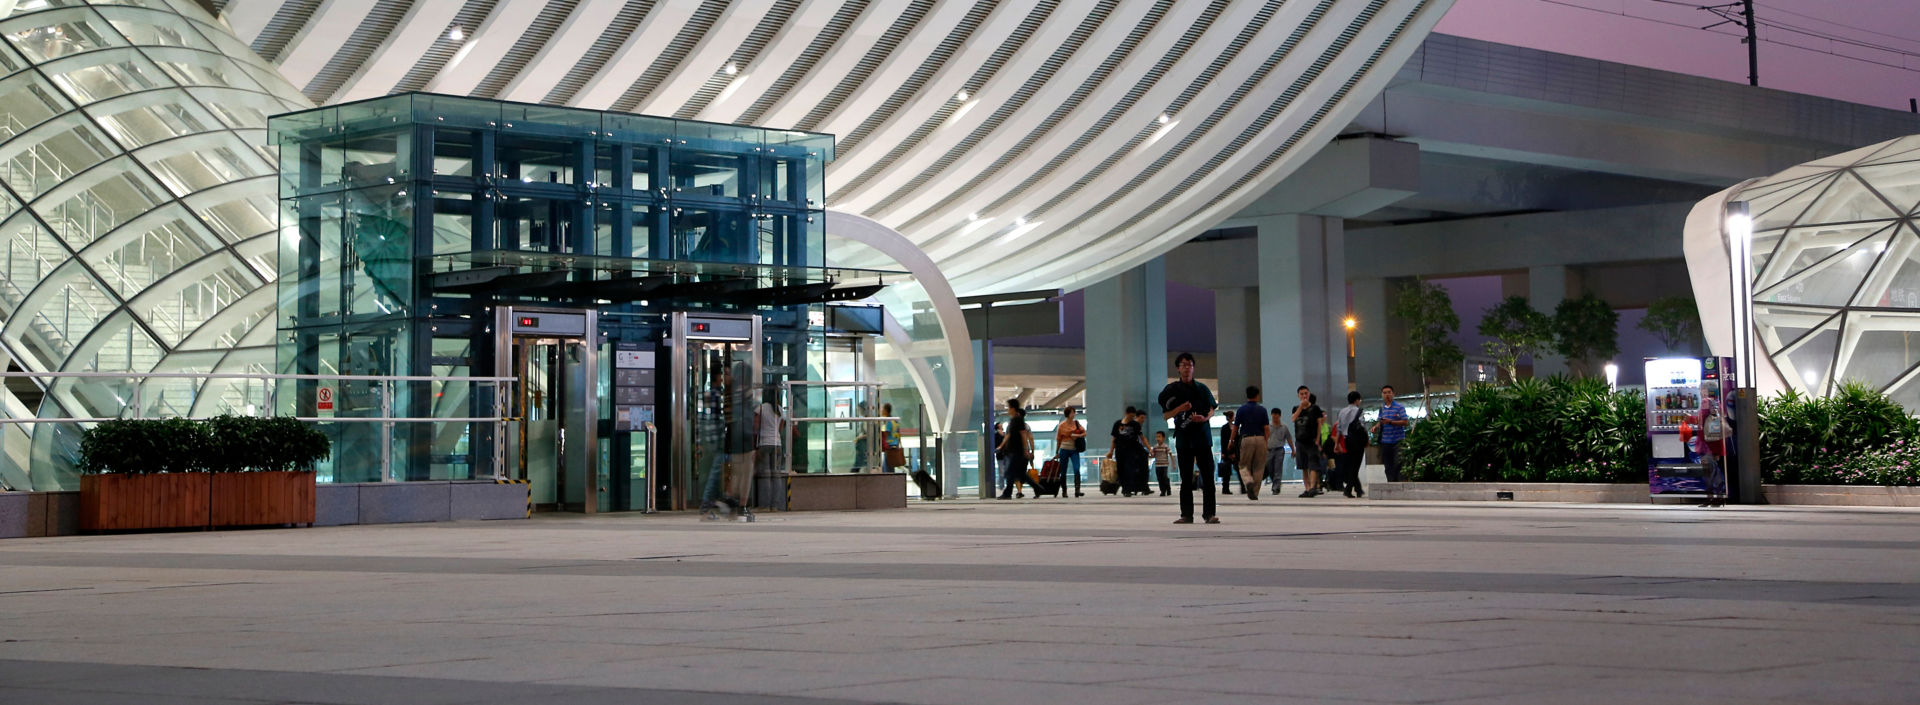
[380,379,394,482]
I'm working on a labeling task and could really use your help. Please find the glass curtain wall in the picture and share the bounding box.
[271,94,836,486]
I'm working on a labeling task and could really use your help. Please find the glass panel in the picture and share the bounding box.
[64,309,162,375]
[497,134,577,185]
[340,129,410,187]
[1749,174,1837,236]
[1754,221,1891,292]
[5,12,126,62]
[98,8,213,51]
[345,185,411,318]
[673,206,753,263]
[1796,171,1902,226]
[1834,311,1920,393]
[280,193,344,321]
[184,184,277,245]
[3,258,117,370]
[41,49,162,104]
[145,47,262,91]
[1755,227,1891,307]
[128,251,258,346]
[1780,319,1840,396]
[0,73,71,138]
[1754,305,1835,356]
[630,146,654,192]
[431,128,477,178]
[88,91,214,148]
[137,132,272,197]
[31,159,166,249]
[3,118,116,201]
[0,213,67,315]
[1851,163,1920,217]
[78,204,219,299]
[185,86,279,129]
[430,189,474,255]
[497,195,581,253]
[670,151,743,199]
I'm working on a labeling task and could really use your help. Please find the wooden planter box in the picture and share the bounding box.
[79,471,316,532]
[80,473,210,531]
[211,471,316,527]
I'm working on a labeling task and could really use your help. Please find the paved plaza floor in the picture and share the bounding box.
[2,494,1918,704]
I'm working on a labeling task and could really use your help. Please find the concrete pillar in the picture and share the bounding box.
[1085,258,1168,427]
[1254,215,1348,405]
[1351,277,1392,396]
[1530,265,1577,378]
[1213,287,1258,404]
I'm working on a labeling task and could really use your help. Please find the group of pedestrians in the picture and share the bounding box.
[991,355,1411,521]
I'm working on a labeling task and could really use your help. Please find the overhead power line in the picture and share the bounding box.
[1528,0,1920,79]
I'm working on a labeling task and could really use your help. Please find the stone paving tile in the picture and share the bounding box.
[801,676,1184,705]
[1116,670,1558,704]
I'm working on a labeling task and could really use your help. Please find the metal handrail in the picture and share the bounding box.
[0,372,516,381]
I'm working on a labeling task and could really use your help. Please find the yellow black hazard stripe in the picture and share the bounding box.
[495,478,531,517]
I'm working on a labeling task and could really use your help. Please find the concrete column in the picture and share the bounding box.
[1254,215,1347,405]
[1085,258,1167,426]
[1530,265,1577,378]
[1213,287,1258,404]
[1351,277,1392,395]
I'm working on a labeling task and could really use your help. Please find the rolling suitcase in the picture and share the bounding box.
[912,469,941,500]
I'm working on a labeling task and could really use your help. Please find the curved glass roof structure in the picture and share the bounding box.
[0,0,313,490]
[1690,134,1920,409]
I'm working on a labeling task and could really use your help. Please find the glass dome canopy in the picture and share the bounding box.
[1738,135,1920,408]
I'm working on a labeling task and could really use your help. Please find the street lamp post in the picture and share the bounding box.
[1725,200,1763,504]
[1344,316,1357,392]
[1603,362,1618,391]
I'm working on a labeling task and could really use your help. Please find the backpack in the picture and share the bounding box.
[1346,415,1369,452]
[1703,411,1726,442]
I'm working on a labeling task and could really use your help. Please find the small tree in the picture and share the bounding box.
[1477,296,1553,383]
[1552,294,1620,378]
[1391,281,1465,409]
[1639,296,1701,353]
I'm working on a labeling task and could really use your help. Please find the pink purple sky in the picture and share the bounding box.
[1435,0,1920,111]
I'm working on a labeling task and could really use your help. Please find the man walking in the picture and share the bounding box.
[1373,385,1410,482]
[1235,387,1270,500]
[1218,410,1238,495]
[1106,406,1150,496]
[1158,353,1218,524]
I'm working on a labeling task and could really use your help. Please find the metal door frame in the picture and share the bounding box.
[668,311,762,511]
[494,305,599,513]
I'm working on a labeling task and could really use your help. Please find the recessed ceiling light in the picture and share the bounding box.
[1157,113,1171,124]
[955,90,970,101]
[724,63,739,75]
[448,27,464,41]
[967,213,979,221]
[1014,217,1028,227]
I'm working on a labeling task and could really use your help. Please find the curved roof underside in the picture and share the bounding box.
[223,0,1453,294]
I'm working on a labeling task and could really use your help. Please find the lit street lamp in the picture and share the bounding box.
[1603,362,1618,390]
[1725,200,1761,504]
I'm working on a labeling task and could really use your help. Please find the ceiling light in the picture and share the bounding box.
[1014,217,1027,227]
[955,90,970,101]
[1157,113,1171,124]
[724,63,738,75]
[967,213,979,221]
[448,26,464,41]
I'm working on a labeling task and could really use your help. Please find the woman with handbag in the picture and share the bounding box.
[1055,406,1088,497]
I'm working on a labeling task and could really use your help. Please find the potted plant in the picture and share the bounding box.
[77,416,330,531]
[204,416,328,528]
[78,418,212,531]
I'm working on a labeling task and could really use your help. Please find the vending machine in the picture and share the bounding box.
[1645,356,1736,495]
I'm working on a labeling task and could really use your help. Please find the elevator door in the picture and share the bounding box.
[499,307,597,512]
[667,313,762,511]
[514,338,592,510]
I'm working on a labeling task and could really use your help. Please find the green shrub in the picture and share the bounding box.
[78,416,330,474]
[1402,376,1648,483]
[78,418,208,475]
[1760,382,1920,484]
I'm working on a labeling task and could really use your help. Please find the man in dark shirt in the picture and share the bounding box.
[1292,385,1326,498]
[1235,387,1270,500]
[1158,352,1218,524]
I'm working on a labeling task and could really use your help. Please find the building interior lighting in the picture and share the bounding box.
[448,26,464,41]
[955,90,969,101]
[724,63,738,75]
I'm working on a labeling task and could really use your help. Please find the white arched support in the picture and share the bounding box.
[823,209,974,438]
